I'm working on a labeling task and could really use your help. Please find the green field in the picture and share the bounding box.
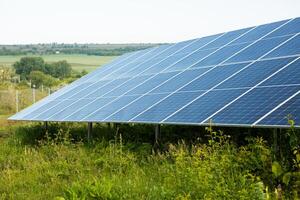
[0,54,116,72]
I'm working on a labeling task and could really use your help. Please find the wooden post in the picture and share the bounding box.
[32,85,36,103]
[15,90,19,113]
[87,122,93,143]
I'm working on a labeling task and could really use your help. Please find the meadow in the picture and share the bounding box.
[0,54,116,72]
[0,120,299,199]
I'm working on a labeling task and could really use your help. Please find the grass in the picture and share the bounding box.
[0,122,298,199]
[0,54,116,72]
[0,123,269,200]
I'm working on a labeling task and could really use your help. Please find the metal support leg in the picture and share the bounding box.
[273,128,278,159]
[45,121,48,132]
[88,122,93,143]
[155,124,161,145]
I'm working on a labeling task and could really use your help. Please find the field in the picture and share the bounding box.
[0,54,116,72]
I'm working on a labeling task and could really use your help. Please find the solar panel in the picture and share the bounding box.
[9,17,300,128]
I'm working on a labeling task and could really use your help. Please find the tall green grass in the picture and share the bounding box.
[0,123,299,199]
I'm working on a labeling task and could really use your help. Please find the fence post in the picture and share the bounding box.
[32,85,36,103]
[15,90,19,112]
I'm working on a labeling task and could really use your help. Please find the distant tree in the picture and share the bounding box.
[13,57,46,79]
[50,60,72,78]
[29,71,58,88]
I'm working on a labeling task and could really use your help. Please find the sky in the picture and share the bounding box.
[0,0,299,44]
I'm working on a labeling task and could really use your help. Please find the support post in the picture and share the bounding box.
[87,122,93,143]
[15,90,19,113]
[273,128,278,159]
[32,85,36,103]
[155,124,161,146]
[45,121,48,131]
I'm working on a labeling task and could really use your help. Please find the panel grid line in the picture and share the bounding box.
[29,46,161,120]
[77,33,232,121]
[130,19,294,122]
[200,53,300,124]
[160,19,296,123]
[59,37,212,121]
[252,90,300,126]
[8,50,141,119]
[94,28,260,122]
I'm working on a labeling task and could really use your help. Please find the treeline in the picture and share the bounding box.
[0,43,160,56]
[13,57,86,88]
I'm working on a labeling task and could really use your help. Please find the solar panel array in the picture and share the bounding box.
[9,17,300,128]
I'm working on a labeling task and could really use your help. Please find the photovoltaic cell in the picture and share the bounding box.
[150,68,211,94]
[203,28,252,49]
[64,97,116,121]
[131,91,203,122]
[216,57,296,89]
[260,58,300,86]
[225,35,292,64]
[85,78,130,98]
[231,19,288,44]
[264,34,300,58]
[258,93,300,126]
[191,43,250,68]
[164,89,247,124]
[180,63,249,92]
[165,48,217,72]
[266,17,300,38]
[83,95,139,121]
[106,93,168,122]
[125,72,178,95]
[210,86,300,125]
[104,75,152,97]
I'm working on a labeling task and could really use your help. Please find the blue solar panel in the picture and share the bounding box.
[64,97,116,121]
[216,57,297,89]
[260,58,300,86]
[84,78,130,98]
[164,89,247,124]
[9,17,300,128]
[264,34,300,58]
[258,93,300,126]
[209,86,300,125]
[266,18,300,38]
[106,93,168,122]
[21,100,62,120]
[203,28,252,49]
[231,19,289,44]
[180,63,249,92]
[125,72,178,95]
[225,35,292,63]
[83,95,139,122]
[104,75,152,97]
[165,48,217,72]
[150,68,211,94]
[131,91,203,123]
[191,43,250,68]
[47,99,94,121]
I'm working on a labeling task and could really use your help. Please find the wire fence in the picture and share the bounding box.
[0,88,50,116]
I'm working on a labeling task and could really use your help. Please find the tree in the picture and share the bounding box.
[13,57,46,79]
[29,71,58,88]
[50,60,72,78]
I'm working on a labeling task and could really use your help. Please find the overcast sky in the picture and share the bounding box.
[0,0,299,44]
